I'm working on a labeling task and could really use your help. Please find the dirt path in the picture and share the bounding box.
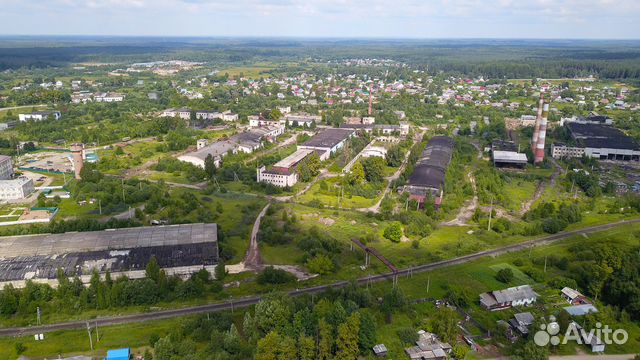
[518,156,564,216]
[244,203,270,269]
[442,171,478,226]
[442,140,481,226]
[358,146,413,213]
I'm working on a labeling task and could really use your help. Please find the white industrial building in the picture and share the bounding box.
[0,155,13,180]
[94,92,125,102]
[257,148,315,187]
[18,111,61,122]
[0,177,35,200]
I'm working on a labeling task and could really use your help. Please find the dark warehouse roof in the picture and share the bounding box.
[301,128,355,149]
[567,123,640,151]
[0,224,219,282]
[406,136,453,191]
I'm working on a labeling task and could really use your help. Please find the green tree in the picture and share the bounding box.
[496,268,514,283]
[145,256,160,283]
[204,154,217,178]
[358,310,377,354]
[512,341,549,360]
[306,254,335,275]
[431,307,458,343]
[280,335,297,360]
[298,335,316,360]
[215,260,227,281]
[452,344,469,359]
[383,222,403,243]
[385,145,404,167]
[348,162,365,185]
[255,331,280,360]
[361,156,386,183]
[335,312,361,360]
[317,319,333,360]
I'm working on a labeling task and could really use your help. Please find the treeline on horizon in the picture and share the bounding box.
[1,39,640,81]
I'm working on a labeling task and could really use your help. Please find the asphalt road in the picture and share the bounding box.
[1,218,638,338]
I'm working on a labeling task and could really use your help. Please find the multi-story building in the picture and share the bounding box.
[0,177,34,200]
[0,155,13,180]
[257,148,315,187]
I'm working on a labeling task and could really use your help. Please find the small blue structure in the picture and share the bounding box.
[106,348,130,360]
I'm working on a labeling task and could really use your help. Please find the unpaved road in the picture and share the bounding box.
[244,203,270,269]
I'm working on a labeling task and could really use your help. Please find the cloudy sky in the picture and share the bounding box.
[0,0,638,39]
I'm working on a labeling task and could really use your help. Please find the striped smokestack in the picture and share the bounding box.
[531,93,544,153]
[534,102,549,164]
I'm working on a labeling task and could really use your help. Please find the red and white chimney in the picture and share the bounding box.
[532,93,544,153]
[534,102,549,164]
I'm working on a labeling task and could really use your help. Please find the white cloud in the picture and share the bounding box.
[0,0,638,38]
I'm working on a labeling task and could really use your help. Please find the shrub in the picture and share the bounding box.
[256,266,296,285]
[396,327,418,344]
[496,268,514,283]
[383,222,403,243]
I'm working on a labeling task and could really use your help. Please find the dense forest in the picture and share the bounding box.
[1,37,640,81]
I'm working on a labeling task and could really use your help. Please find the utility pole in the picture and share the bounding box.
[98,199,102,215]
[487,196,494,231]
[86,321,93,351]
[426,277,430,293]
[544,255,548,273]
[36,306,41,326]
[95,320,99,342]
[121,178,125,203]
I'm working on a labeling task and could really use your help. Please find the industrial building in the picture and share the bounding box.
[490,140,528,168]
[257,148,317,187]
[551,122,640,161]
[0,223,218,288]
[18,111,61,122]
[298,128,356,160]
[0,155,13,180]
[403,136,454,207]
[0,177,35,200]
[340,122,410,136]
[179,126,283,168]
[0,156,35,200]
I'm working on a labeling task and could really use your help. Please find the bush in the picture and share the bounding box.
[256,266,296,285]
[383,222,403,243]
[513,259,524,267]
[542,218,568,234]
[496,268,514,283]
[305,254,335,275]
[396,327,418,344]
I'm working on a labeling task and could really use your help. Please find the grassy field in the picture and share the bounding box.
[296,177,385,209]
[219,63,278,78]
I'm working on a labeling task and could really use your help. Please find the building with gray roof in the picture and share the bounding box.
[299,128,355,160]
[0,223,218,288]
[480,285,538,311]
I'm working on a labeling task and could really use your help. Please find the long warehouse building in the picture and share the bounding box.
[0,223,218,288]
[403,136,454,208]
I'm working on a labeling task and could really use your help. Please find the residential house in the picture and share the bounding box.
[479,285,538,311]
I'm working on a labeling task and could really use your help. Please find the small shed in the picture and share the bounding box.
[373,343,388,357]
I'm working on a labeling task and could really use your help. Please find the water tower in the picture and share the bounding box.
[70,143,84,180]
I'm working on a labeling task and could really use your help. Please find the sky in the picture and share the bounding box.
[0,0,639,39]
